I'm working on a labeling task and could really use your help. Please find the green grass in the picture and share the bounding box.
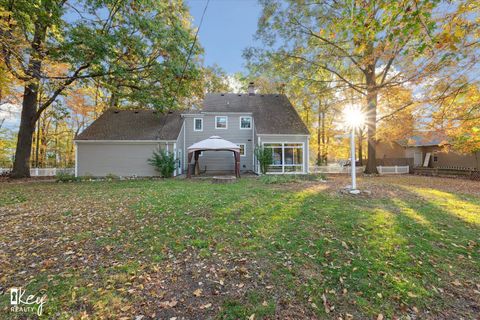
[0,176,478,319]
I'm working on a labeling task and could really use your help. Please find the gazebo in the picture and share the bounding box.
[187,136,241,178]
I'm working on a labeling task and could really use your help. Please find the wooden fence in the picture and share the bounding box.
[413,167,480,180]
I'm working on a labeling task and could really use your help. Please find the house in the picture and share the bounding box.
[74,86,310,177]
[376,131,480,170]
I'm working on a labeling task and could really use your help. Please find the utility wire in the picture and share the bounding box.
[174,0,210,101]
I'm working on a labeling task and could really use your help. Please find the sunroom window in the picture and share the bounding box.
[263,143,304,173]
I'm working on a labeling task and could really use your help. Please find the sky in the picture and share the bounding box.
[185,0,262,74]
[0,1,262,131]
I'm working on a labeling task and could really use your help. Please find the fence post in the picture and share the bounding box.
[35,167,39,176]
[378,166,382,174]
[395,165,398,173]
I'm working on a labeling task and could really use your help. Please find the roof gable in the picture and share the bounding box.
[202,93,309,135]
[75,109,183,141]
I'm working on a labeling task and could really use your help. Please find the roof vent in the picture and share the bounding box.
[221,93,225,96]
[238,94,241,96]
[168,110,173,114]
[248,82,255,96]
[114,110,119,113]
[134,110,139,113]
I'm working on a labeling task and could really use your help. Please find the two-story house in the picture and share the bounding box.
[75,85,310,177]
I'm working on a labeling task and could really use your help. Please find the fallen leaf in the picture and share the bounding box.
[200,303,212,309]
[321,294,330,313]
[159,300,178,309]
[377,314,384,320]
[193,288,203,297]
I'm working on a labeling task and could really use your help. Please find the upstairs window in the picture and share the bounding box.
[215,116,228,129]
[194,118,203,131]
[240,116,252,129]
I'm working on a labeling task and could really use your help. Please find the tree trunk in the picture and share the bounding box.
[321,109,326,163]
[365,79,378,174]
[11,19,47,178]
[317,102,322,165]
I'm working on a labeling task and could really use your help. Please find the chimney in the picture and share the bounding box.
[248,82,255,96]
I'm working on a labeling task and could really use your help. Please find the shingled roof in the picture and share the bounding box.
[397,131,449,147]
[76,94,309,141]
[75,109,183,141]
[202,93,309,135]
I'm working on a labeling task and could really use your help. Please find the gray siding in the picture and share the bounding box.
[183,114,255,173]
[76,141,174,177]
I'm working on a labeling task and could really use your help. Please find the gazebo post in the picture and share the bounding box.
[234,151,240,178]
[194,150,200,176]
[187,152,193,178]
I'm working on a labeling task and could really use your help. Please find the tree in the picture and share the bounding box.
[0,0,202,178]
[248,0,465,173]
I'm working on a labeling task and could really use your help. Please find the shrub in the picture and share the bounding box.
[148,149,176,178]
[254,146,273,174]
[106,173,120,180]
[55,172,77,182]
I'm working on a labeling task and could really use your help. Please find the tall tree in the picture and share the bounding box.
[0,0,202,178]
[248,0,463,173]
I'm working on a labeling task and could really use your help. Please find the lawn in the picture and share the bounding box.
[0,175,479,319]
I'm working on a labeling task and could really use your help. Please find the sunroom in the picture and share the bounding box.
[263,142,306,174]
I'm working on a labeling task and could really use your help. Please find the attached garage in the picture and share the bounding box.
[74,109,183,177]
[76,141,175,177]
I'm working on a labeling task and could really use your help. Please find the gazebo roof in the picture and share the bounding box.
[187,136,240,153]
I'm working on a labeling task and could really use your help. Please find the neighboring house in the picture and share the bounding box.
[376,131,480,170]
[75,87,310,177]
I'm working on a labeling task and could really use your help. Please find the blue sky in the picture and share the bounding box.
[185,0,262,74]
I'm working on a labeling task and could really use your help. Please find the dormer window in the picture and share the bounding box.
[194,118,203,131]
[240,116,252,129]
[215,116,228,129]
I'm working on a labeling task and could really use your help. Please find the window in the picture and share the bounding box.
[194,118,203,131]
[237,144,246,157]
[239,116,252,129]
[263,142,304,173]
[215,116,228,129]
[433,151,438,162]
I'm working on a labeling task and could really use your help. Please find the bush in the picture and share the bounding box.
[254,146,273,174]
[106,173,120,180]
[148,149,176,178]
[55,172,77,182]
